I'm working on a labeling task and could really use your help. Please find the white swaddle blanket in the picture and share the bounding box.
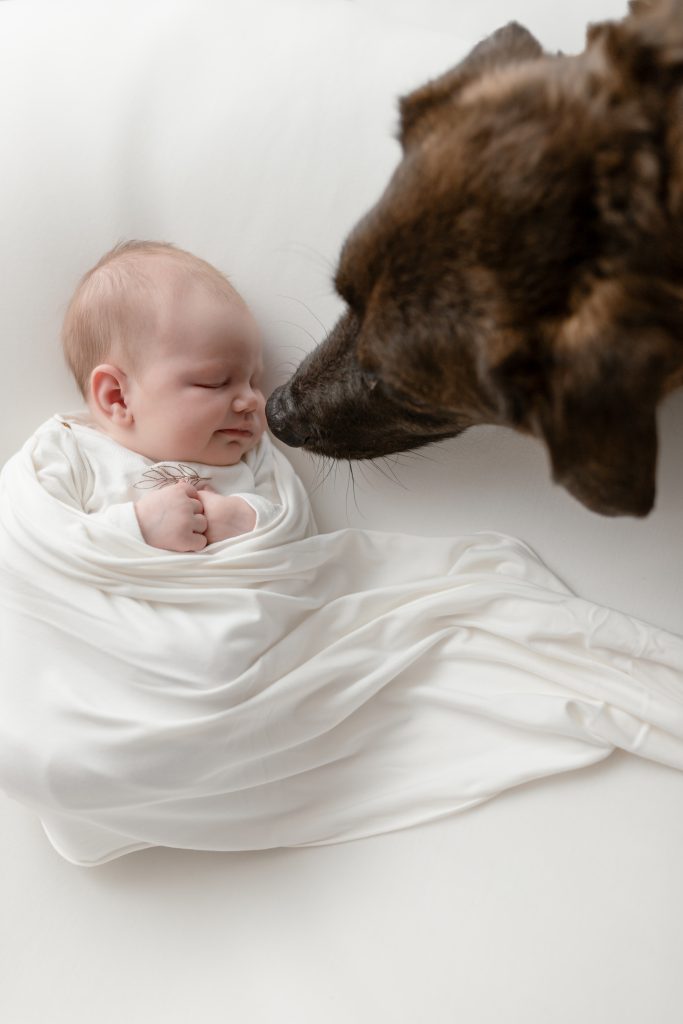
[1,413,683,866]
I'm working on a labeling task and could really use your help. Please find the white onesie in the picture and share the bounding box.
[31,409,281,543]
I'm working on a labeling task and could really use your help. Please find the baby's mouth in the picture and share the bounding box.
[217,427,253,437]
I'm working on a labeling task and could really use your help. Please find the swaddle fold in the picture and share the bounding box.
[1,414,682,865]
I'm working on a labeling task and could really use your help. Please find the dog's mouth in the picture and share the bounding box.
[266,382,465,460]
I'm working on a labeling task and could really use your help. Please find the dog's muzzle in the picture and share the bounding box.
[266,386,309,448]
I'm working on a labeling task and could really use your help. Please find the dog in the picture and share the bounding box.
[266,0,683,516]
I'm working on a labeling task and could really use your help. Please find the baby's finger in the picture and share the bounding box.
[188,497,204,512]
[193,513,208,532]
[188,531,208,551]
[181,483,201,498]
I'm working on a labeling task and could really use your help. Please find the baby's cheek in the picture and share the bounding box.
[256,397,267,430]
[253,423,267,447]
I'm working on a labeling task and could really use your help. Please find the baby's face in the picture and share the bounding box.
[124,281,266,466]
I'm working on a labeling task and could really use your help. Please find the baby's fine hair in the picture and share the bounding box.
[61,240,243,399]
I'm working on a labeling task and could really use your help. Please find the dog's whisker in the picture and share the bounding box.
[307,454,330,495]
[272,359,300,375]
[318,456,337,491]
[358,458,378,485]
[269,320,321,349]
[275,293,330,337]
[315,458,333,493]
[347,460,365,519]
[294,241,334,273]
[341,461,351,519]
[369,457,409,490]
[382,457,409,488]
[357,460,392,500]
[270,342,311,356]
[395,448,440,465]
[274,241,334,274]
[309,474,326,497]
[356,460,374,488]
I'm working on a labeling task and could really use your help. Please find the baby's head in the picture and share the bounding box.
[61,240,266,466]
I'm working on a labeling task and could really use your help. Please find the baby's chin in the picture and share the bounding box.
[210,449,248,466]
[207,428,264,465]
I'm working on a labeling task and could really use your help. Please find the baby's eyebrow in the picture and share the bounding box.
[192,361,263,377]
[193,360,233,373]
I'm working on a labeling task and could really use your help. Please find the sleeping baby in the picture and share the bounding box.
[39,239,280,551]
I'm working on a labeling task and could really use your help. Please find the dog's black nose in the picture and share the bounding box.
[266,386,308,448]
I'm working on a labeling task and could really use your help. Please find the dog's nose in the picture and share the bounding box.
[266,386,308,448]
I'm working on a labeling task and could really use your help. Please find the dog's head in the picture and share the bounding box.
[267,2,683,515]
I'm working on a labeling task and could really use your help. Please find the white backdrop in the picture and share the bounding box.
[1,2,682,1023]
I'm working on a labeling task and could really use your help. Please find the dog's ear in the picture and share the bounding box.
[588,0,683,80]
[399,23,544,148]
[483,281,674,516]
[536,358,659,519]
[627,0,654,14]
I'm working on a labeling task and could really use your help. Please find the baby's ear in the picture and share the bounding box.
[89,364,131,423]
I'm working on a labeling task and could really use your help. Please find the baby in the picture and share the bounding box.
[52,239,280,551]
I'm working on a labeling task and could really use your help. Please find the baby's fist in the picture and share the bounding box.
[199,488,256,544]
[135,482,208,552]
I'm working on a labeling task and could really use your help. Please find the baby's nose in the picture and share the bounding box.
[233,390,257,411]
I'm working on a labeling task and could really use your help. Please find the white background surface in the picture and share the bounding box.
[1,1,682,1021]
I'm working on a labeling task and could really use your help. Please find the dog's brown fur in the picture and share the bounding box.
[266,0,683,516]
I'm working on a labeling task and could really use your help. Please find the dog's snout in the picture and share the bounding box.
[266,386,309,448]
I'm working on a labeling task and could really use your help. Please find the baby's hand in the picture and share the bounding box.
[198,487,257,544]
[135,482,208,552]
